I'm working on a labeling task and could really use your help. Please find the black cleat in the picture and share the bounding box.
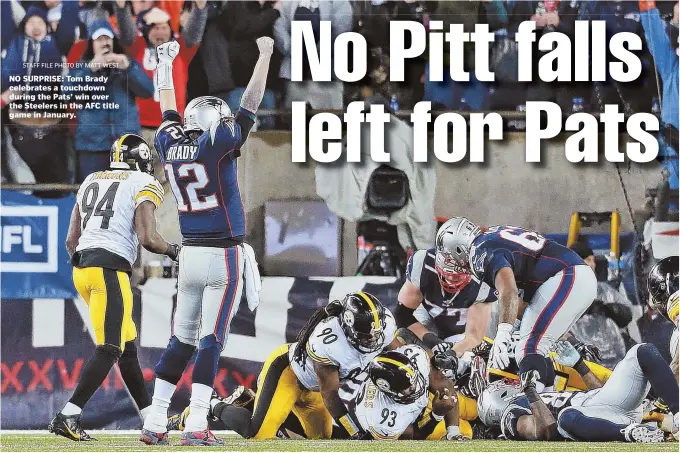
[48,413,96,441]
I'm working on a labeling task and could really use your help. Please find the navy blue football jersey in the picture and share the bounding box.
[155,108,255,244]
[469,226,585,301]
[407,248,496,340]
[501,391,579,440]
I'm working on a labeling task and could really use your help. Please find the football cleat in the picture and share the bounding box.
[180,429,225,446]
[48,413,96,441]
[622,423,665,443]
[167,406,190,431]
[139,429,169,445]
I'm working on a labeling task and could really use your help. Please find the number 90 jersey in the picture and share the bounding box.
[289,312,397,391]
[349,345,431,440]
[75,170,164,266]
[469,226,585,301]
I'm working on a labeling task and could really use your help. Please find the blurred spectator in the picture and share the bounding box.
[65,19,154,181]
[582,1,656,114]
[640,0,679,209]
[490,0,581,111]
[424,0,506,111]
[1,3,79,196]
[115,0,207,180]
[274,0,352,111]
[1,1,26,51]
[187,1,280,129]
[568,242,633,368]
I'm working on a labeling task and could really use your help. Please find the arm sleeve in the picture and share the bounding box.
[155,110,183,156]
[406,250,427,290]
[135,178,165,208]
[234,107,257,145]
[182,4,209,48]
[115,3,138,48]
[54,0,80,56]
[640,9,675,80]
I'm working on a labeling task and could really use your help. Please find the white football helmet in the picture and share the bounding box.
[435,217,482,289]
[184,96,232,133]
[477,379,522,428]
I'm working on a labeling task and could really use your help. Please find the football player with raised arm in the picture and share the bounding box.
[140,37,274,446]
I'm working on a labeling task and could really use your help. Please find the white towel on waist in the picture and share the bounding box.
[242,243,261,311]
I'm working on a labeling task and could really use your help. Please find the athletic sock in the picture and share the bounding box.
[69,345,120,409]
[184,383,213,432]
[142,379,176,433]
[61,402,82,416]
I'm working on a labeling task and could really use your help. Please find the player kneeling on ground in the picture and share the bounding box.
[478,341,679,442]
[171,293,398,439]
[48,135,180,441]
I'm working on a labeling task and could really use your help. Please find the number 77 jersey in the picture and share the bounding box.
[469,225,585,301]
[155,108,255,244]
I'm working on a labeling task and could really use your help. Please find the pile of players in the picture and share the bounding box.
[166,221,680,444]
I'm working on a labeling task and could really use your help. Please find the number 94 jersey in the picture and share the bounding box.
[350,345,431,440]
[469,226,584,301]
[76,170,164,266]
[289,313,397,391]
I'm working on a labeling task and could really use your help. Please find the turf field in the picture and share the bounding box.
[1,432,678,452]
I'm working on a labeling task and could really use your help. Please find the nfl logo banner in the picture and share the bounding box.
[1,191,78,299]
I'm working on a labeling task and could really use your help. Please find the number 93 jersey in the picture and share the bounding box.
[350,345,431,440]
[75,170,164,266]
[289,313,397,392]
[469,225,585,301]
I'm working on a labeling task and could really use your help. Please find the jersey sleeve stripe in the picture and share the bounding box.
[135,190,162,207]
[142,183,165,200]
[306,343,333,364]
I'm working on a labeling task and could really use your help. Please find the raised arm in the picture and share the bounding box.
[516,371,559,441]
[182,0,209,48]
[155,40,180,113]
[239,37,274,115]
[115,0,138,48]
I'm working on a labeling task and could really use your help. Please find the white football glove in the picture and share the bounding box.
[552,340,582,368]
[156,40,180,64]
[256,36,274,57]
[489,323,513,370]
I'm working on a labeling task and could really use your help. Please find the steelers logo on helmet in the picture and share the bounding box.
[342,310,355,327]
[138,143,150,160]
[375,378,391,392]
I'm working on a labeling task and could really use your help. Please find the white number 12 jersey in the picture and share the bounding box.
[75,170,164,266]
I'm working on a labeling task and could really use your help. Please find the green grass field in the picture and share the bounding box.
[0,433,677,452]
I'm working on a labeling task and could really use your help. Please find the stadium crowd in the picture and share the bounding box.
[1,0,678,189]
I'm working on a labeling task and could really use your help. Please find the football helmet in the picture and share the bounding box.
[184,96,232,133]
[648,256,679,323]
[368,350,426,404]
[340,292,387,354]
[435,217,482,291]
[477,379,522,428]
[110,134,153,174]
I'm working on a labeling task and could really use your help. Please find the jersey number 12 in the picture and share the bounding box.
[164,163,219,212]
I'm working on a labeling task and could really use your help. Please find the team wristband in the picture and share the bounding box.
[156,62,174,91]
[423,333,444,350]
[446,425,461,438]
[574,358,590,376]
[432,411,445,422]
[337,413,360,437]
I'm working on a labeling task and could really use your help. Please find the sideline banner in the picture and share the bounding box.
[1,191,78,299]
[0,276,400,429]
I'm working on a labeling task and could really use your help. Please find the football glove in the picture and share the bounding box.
[156,40,180,64]
[431,341,454,355]
[489,323,513,370]
[574,341,602,363]
[432,350,458,381]
[519,369,540,391]
[553,340,582,368]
